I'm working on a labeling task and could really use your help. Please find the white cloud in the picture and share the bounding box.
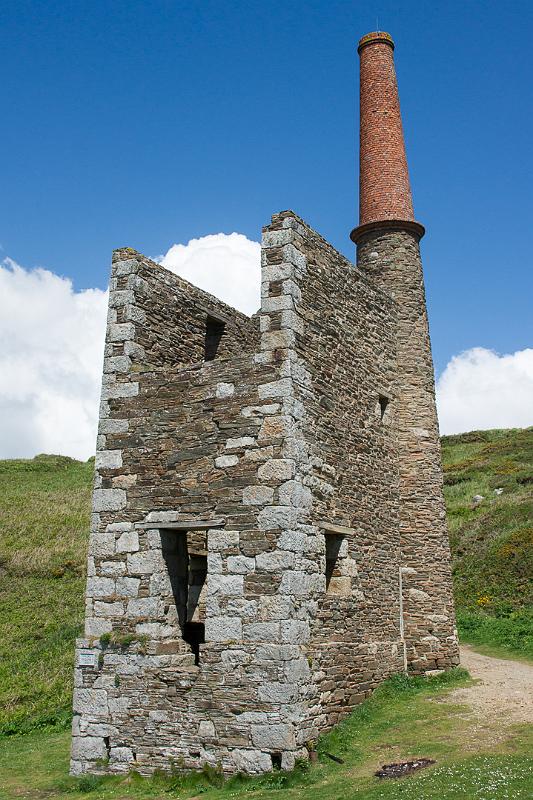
[0,232,261,460]
[436,347,533,435]
[2,236,531,461]
[0,259,108,460]
[159,232,261,316]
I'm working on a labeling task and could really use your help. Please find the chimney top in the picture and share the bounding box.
[351,30,425,243]
[357,31,394,53]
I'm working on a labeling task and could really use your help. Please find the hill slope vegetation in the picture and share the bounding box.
[441,428,533,658]
[0,429,531,738]
[0,455,92,734]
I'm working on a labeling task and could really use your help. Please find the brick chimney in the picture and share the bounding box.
[351,31,424,242]
[352,33,459,675]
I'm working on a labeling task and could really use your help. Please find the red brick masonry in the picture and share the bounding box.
[358,31,415,225]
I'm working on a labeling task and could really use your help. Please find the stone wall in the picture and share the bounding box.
[109,247,258,371]
[357,228,459,672]
[261,212,405,734]
[72,213,458,778]
[73,242,318,776]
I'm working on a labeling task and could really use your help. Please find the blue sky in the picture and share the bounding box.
[1,0,532,379]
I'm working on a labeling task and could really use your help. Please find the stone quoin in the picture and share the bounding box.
[71,31,459,777]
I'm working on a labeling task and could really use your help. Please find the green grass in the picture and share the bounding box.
[441,427,533,659]
[2,667,532,800]
[456,608,533,663]
[0,454,92,735]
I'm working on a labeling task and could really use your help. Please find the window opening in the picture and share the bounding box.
[325,534,344,591]
[204,316,225,361]
[161,530,207,664]
[271,753,282,770]
[378,394,389,421]
[184,550,207,663]
[103,736,111,760]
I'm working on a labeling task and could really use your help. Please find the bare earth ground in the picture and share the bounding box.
[440,644,533,748]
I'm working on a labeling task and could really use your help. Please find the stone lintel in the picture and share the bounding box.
[135,518,226,530]
[319,521,355,536]
[197,304,233,325]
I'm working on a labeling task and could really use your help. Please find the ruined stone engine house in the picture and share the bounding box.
[72,31,459,776]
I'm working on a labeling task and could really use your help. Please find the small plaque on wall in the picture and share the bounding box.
[78,651,96,667]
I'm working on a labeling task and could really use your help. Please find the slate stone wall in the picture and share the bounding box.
[109,247,258,371]
[357,228,459,672]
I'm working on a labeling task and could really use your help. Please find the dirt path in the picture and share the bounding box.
[441,644,533,747]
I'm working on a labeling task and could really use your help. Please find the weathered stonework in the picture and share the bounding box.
[72,29,458,778]
[72,212,458,777]
[356,228,459,672]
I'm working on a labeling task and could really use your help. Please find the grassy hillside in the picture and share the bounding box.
[441,427,533,659]
[0,429,531,738]
[0,455,92,735]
